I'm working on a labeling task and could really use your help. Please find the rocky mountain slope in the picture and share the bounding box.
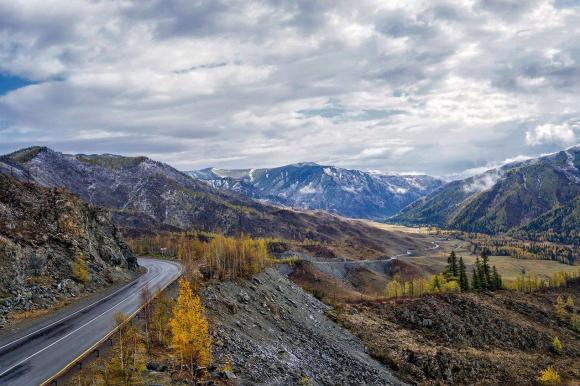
[0,147,429,258]
[201,268,404,385]
[188,163,442,220]
[0,173,136,326]
[391,147,580,235]
[336,282,580,385]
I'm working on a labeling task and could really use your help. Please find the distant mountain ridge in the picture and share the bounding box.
[391,146,580,239]
[187,164,443,220]
[0,146,432,257]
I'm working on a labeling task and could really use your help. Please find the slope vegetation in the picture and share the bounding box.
[392,147,580,235]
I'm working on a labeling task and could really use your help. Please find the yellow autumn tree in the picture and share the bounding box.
[72,251,89,284]
[102,312,146,385]
[170,279,211,374]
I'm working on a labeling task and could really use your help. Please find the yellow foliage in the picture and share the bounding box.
[204,234,270,280]
[537,367,560,385]
[102,312,146,385]
[150,289,173,348]
[551,336,563,354]
[170,279,212,369]
[554,295,567,320]
[384,274,460,299]
[72,251,89,284]
[502,270,580,293]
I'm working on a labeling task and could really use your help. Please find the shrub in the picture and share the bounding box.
[551,336,563,354]
[72,252,89,284]
[537,367,560,385]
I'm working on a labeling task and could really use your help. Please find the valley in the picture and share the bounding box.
[1,146,578,385]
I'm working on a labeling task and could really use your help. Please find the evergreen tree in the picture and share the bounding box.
[472,266,480,290]
[481,251,491,290]
[446,251,458,279]
[458,256,469,291]
[491,266,502,290]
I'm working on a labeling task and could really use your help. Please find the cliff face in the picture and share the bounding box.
[0,173,137,325]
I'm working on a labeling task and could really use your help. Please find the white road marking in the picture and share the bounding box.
[0,265,166,378]
[0,271,149,352]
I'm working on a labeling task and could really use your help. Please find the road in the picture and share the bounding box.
[0,258,181,386]
[310,241,441,279]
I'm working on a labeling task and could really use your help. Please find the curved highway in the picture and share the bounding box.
[0,258,181,386]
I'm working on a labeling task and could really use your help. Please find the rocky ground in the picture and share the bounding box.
[200,268,404,385]
[0,173,137,327]
[335,281,580,385]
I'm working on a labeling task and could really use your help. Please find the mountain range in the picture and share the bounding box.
[391,146,580,242]
[0,146,430,257]
[187,164,443,220]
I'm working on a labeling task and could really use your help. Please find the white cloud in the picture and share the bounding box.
[0,0,579,176]
[526,123,577,145]
[462,170,504,193]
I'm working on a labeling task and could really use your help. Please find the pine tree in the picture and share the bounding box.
[170,279,212,378]
[471,266,480,290]
[481,251,491,290]
[491,266,502,290]
[458,257,469,291]
[445,251,458,279]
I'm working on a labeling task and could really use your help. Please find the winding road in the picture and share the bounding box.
[0,258,181,386]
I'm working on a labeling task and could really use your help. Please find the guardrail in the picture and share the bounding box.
[41,260,182,386]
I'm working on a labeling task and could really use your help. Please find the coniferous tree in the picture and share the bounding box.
[472,266,480,290]
[491,266,502,290]
[481,251,491,290]
[446,251,459,279]
[458,256,469,291]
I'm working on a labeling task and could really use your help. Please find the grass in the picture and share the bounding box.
[401,244,579,280]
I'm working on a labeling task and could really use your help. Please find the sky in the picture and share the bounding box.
[0,0,579,178]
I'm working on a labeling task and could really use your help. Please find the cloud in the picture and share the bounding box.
[463,169,504,193]
[0,0,579,176]
[526,123,577,145]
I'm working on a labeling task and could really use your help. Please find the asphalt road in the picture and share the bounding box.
[0,258,181,386]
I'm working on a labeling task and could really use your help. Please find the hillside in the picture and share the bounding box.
[188,163,442,220]
[0,173,136,326]
[0,147,432,259]
[511,197,580,245]
[391,147,580,235]
[336,282,580,385]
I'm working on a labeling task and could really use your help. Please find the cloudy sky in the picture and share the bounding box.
[1,0,579,177]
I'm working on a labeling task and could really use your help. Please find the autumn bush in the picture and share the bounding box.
[72,251,89,284]
[551,336,563,354]
[537,367,560,385]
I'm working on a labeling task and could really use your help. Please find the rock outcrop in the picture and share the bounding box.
[0,173,137,326]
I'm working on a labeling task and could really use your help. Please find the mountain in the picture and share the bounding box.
[511,196,580,245]
[187,164,443,220]
[0,147,432,257]
[391,147,580,235]
[0,172,136,323]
